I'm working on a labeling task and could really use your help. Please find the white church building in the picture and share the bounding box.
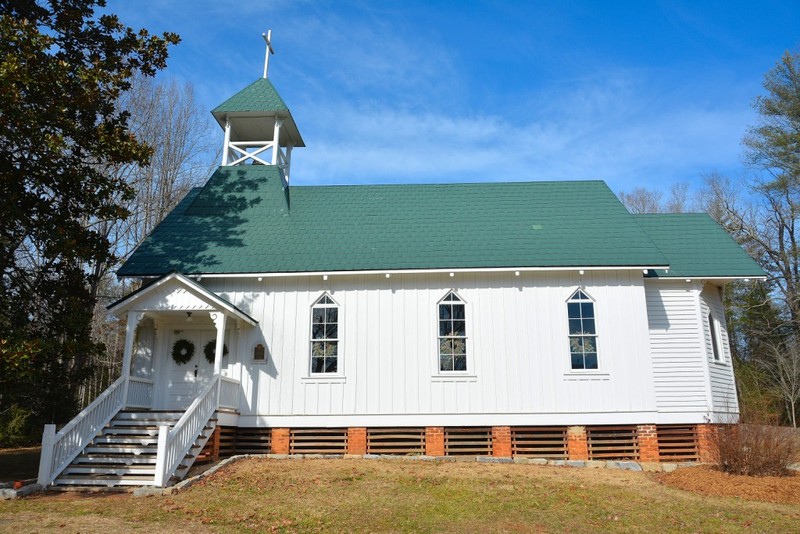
[38,38,764,488]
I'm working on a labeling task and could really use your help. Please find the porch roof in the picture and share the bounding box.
[107,272,258,326]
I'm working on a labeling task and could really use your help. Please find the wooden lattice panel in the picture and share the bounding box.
[234,427,272,455]
[367,428,426,455]
[218,426,238,457]
[657,425,699,461]
[445,427,493,456]
[587,426,640,460]
[511,427,568,458]
[290,428,348,454]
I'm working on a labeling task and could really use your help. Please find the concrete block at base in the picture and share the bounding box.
[529,458,549,465]
[453,456,476,463]
[607,461,642,471]
[547,460,566,466]
[477,457,512,464]
[661,463,678,473]
[640,462,664,473]
[0,483,43,500]
[585,461,605,469]
[266,454,289,459]
[788,463,799,471]
[566,460,586,468]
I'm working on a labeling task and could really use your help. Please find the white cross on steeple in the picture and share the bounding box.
[262,30,275,79]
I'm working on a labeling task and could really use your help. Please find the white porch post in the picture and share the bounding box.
[36,424,56,486]
[272,119,283,165]
[222,119,231,165]
[121,311,143,407]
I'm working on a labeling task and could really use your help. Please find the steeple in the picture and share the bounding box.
[211,30,304,183]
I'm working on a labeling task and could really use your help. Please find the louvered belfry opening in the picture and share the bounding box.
[587,426,640,460]
[444,427,493,456]
[656,425,699,461]
[367,427,426,455]
[511,426,569,458]
[289,428,348,454]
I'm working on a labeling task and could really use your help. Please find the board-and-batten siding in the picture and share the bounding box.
[204,270,659,427]
[644,281,708,413]
[700,284,739,416]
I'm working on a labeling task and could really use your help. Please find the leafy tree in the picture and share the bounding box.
[0,0,178,443]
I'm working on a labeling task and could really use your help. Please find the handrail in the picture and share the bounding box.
[127,376,154,408]
[38,375,127,486]
[219,376,240,410]
[154,375,219,486]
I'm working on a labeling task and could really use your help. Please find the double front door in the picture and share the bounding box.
[165,330,216,410]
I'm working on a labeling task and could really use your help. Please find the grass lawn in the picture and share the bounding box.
[2,458,799,533]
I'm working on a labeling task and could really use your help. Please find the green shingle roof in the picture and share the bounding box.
[212,78,288,113]
[119,167,677,277]
[634,213,765,278]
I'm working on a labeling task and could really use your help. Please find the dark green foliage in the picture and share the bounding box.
[0,0,178,444]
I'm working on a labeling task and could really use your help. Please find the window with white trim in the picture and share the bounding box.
[438,291,467,372]
[708,311,723,362]
[567,289,598,370]
[310,295,338,374]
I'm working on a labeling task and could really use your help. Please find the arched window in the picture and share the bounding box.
[438,291,467,372]
[567,289,598,370]
[708,312,722,362]
[310,294,339,374]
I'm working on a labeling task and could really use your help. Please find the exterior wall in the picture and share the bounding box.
[644,280,710,418]
[699,283,739,418]
[203,270,659,427]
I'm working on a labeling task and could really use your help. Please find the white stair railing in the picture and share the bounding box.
[37,375,127,486]
[154,376,219,487]
[126,377,154,408]
[219,376,240,410]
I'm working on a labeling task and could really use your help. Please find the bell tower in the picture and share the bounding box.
[211,30,304,183]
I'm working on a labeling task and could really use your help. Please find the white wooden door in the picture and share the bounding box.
[166,330,215,410]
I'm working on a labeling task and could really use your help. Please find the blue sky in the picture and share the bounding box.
[112,1,800,193]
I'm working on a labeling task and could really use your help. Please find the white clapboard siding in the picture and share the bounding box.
[201,270,660,426]
[700,284,739,416]
[644,280,709,412]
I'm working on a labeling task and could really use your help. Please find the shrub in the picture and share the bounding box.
[710,422,799,476]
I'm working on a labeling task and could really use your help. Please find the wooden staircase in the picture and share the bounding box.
[52,410,216,488]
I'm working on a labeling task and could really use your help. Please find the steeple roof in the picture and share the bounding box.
[212,78,288,114]
[211,77,304,148]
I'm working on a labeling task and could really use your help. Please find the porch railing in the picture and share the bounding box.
[37,375,127,486]
[154,375,219,487]
[220,376,240,410]
[126,376,154,408]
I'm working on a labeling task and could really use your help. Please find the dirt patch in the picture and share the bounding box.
[659,464,800,505]
[0,447,40,482]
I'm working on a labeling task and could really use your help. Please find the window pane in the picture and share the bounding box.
[311,357,324,373]
[312,308,325,323]
[452,305,465,320]
[320,296,333,304]
[452,320,466,336]
[326,308,338,323]
[454,355,467,371]
[451,338,466,355]
[583,336,596,353]
[582,319,595,335]
[311,324,325,340]
[325,323,338,339]
[569,336,584,353]
[571,353,584,369]
[439,304,451,320]
[440,320,452,336]
[440,354,453,371]
[584,352,598,369]
[580,302,594,319]
[439,338,453,355]
[325,357,338,373]
[311,341,325,356]
[326,341,338,356]
[568,319,583,335]
[567,302,581,319]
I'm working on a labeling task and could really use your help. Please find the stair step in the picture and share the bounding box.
[62,466,155,476]
[84,445,158,455]
[102,427,160,436]
[73,455,156,465]
[109,419,179,427]
[54,475,157,487]
[92,435,158,447]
